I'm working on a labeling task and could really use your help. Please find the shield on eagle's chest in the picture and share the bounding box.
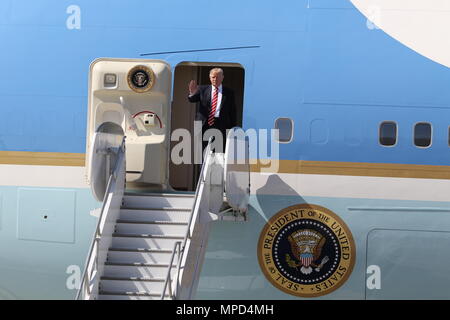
[300,253,314,267]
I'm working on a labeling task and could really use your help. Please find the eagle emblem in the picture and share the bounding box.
[286,229,329,275]
[127,65,155,93]
[133,71,148,87]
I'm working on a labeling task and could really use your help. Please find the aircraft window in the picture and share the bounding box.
[379,121,397,146]
[414,122,432,147]
[275,118,294,143]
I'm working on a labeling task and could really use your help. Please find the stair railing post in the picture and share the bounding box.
[174,241,182,298]
[168,271,173,299]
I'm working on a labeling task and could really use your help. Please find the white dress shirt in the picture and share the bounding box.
[212,85,223,118]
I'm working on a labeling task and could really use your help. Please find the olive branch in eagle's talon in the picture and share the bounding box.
[286,254,301,269]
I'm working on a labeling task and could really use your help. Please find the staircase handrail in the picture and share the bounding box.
[160,139,213,299]
[76,137,126,300]
[160,241,182,299]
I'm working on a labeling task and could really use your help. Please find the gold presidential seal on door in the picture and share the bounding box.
[258,204,355,297]
[127,65,155,93]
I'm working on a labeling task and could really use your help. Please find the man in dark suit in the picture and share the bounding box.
[188,68,237,153]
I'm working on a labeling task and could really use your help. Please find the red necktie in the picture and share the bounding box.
[208,86,218,126]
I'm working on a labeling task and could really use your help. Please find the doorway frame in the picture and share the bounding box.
[169,61,246,191]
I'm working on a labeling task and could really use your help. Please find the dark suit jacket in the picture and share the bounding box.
[188,85,237,136]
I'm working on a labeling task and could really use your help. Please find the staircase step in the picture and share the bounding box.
[124,192,195,197]
[123,193,195,209]
[112,234,182,251]
[103,263,177,278]
[115,221,188,235]
[98,291,169,300]
[100,277,166,293]
[107,248,174,264]
[119,208,191,223]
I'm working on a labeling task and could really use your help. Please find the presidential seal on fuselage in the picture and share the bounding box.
[127,65,155,93]
[257,204,356,298]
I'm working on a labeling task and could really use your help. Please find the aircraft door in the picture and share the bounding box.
[86,58,172,188]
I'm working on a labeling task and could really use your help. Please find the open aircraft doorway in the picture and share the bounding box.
[170,62,245,191]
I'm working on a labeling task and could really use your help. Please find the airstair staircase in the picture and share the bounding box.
[77,126,250,300]
[98,192,194,300]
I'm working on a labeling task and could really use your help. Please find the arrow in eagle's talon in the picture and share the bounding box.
[315,256,330,272]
